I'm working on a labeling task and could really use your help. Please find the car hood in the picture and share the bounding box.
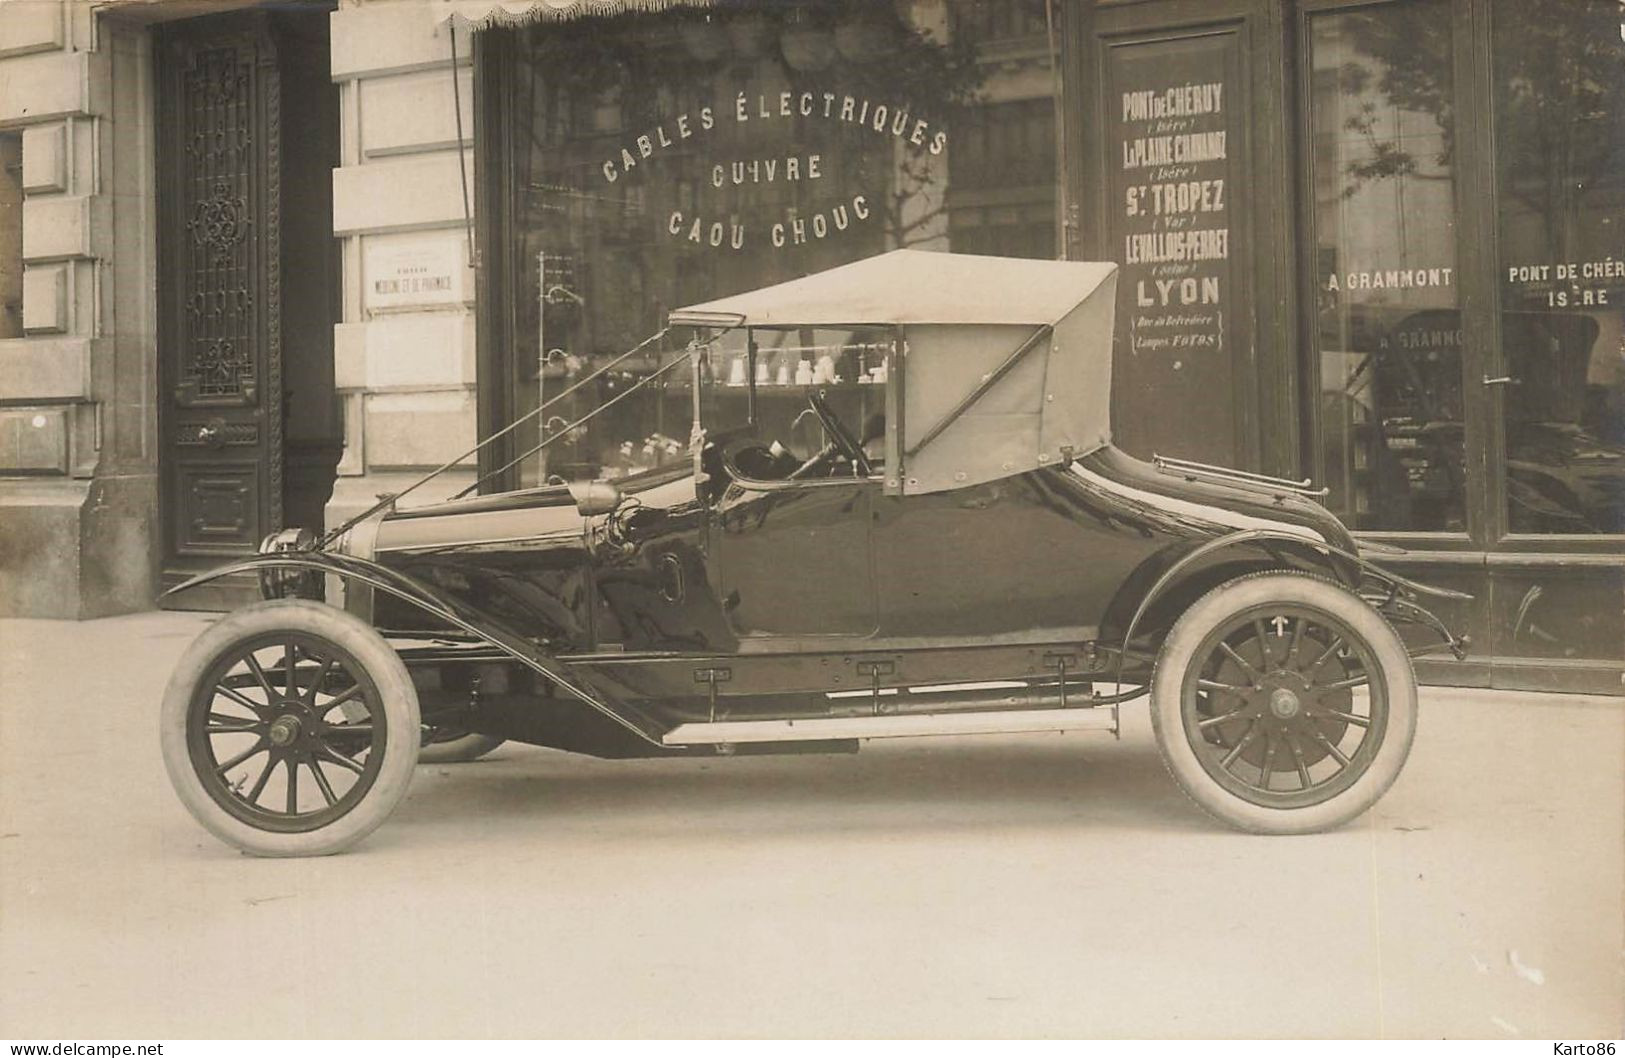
[365,464,697,556]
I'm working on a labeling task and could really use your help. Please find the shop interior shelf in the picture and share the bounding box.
[714,381,888,396]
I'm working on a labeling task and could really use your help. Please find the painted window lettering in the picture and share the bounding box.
[1108,41,1238,458]
[710,155,823,187]
[604,89,945,184]
[1122,81,1224,120]
[600,82,945,257]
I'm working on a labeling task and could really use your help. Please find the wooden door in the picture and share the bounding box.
[1073,0,1295,476]
[157,13,284,595]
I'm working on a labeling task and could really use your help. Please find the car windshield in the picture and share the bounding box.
[489,320,894,491]
[699,325,893,473]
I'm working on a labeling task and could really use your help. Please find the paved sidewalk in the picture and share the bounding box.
[1,610,1621,1039]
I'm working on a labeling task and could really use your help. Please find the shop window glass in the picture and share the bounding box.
[1491,0,1625,535]
[1305,1,1462,532]
[698,323,892,482]
[950,0,1050,44]
[495,1,1056,487]
[947,98,1057,257]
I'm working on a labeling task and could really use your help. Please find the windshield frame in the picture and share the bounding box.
[692,325,903,493]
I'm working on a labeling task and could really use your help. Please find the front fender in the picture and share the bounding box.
[164,552,667,747]
[166,550,449,620]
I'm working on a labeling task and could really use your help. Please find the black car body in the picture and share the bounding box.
[160,251,1466,856]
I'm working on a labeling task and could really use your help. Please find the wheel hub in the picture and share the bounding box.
[268,714,302,747]
[1197,638,1348,769]
[1267,686,1302,719]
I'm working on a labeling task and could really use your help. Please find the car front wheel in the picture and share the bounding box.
[1149,571,1417,834]
[159,599,420,856]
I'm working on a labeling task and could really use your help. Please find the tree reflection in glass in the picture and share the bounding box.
[496,3,993,488]
[1307,1,1463,532]
[1492,0,1625,535]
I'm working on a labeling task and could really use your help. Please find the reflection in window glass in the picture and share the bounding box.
[716,327,890,463]
[1492,0,1625,535]
[1306,2,1462,532]
[948,98,1057,258]
[496,2,1055,487]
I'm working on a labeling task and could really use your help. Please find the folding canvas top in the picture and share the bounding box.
[672,250,1121,495]
[668,249,1116,329]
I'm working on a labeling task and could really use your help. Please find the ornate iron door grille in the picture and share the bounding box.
[158,14,283,574]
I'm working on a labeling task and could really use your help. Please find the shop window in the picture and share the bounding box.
[1491,0,1625,535]
[947,98,1057,259]
[949,0,1050,45]
[488,1,1056,488]
[0,132,21,340]
[1304,1,1462,532]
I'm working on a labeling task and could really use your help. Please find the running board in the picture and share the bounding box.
[662,706,1119,746]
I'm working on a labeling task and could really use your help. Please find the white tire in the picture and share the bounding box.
[1149,571,1418,834]
[160,599,419,856]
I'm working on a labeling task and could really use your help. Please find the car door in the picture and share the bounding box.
[711,478,878,639]
[869,470,1126,644]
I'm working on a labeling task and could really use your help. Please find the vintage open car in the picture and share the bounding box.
[160,250,1467,856]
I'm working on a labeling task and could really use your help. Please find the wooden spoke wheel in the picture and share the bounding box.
[160,600,419,856]
[1149,572,1417,834]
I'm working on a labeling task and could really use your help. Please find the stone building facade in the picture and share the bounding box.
[1,0,147,617]
[0,0,1619,694]
[0,0,479,616]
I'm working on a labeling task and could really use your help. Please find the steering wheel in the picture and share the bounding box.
[807,391,872,477]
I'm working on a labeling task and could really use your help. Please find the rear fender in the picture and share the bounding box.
[1113,529,1470,679]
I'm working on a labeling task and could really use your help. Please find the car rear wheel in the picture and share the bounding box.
[160,599,419,857]
[1148,571,1417,834]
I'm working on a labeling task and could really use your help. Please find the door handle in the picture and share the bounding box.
[1482,375,1521,387]
[658,553,685,604]
[194,417,228,448]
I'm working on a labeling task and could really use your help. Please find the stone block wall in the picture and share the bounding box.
[327,0,479,520]
[0,0,157,618]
